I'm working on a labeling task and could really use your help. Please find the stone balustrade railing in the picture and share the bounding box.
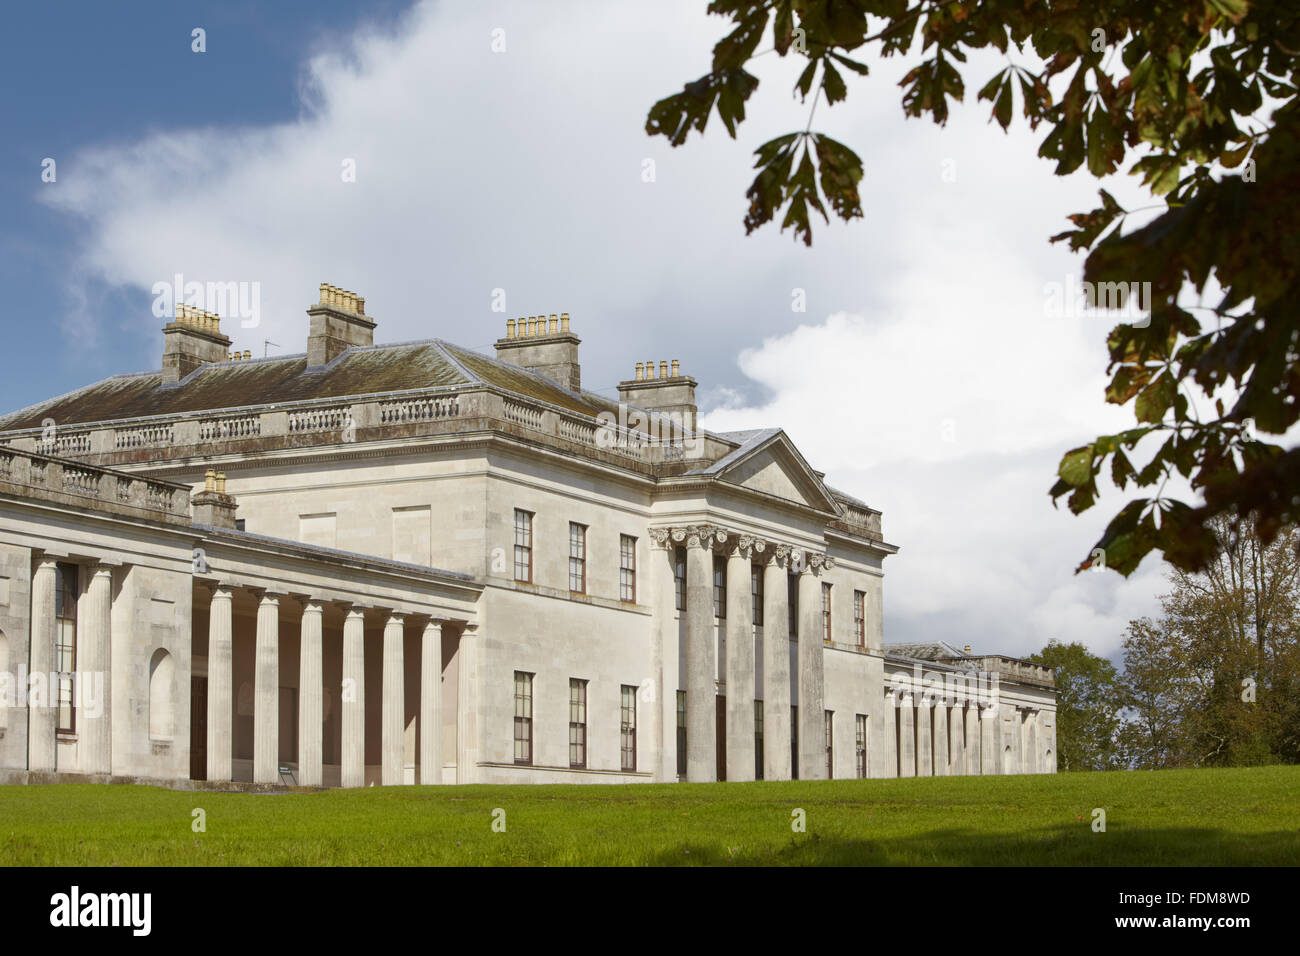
[0,384,728,475]
[0,445,192,525]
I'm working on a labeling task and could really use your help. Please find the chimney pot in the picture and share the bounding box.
[560,312,570,333]
[671,359,680,377]
[507,318,516,339]
[963,644,972,654]
[242,350,251,360]
[635,362,644,381]
[548,314,558,334]
[659,360,669,379]
[215,472,227,494]
[204,469,216,492]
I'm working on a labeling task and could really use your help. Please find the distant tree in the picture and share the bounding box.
[1119,518,1300,767]
[649,2,1300,577]
[1028,640,1124,771]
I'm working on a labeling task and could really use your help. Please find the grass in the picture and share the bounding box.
[1,765,1297,866]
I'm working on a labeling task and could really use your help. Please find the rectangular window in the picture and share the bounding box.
[621,684,637,771]
[569,678,588,769]
[788,574,799,638]
[674,548,687,612]
[513,510,533,583]
[619,535,637,602]
[676,691,687,777]
[754,699,764,781]
[791,705,800,779]
[825,710,834,779]
[856,714,868,778]
[513,671,533,765]
[568,522,587,593]
[854,590,866,647]
[751,566,763,626]
[822,582,833,644]
[55,563,78,734]
[713,556,726,619]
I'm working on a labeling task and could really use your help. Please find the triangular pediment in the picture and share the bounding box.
[711,431,839,512]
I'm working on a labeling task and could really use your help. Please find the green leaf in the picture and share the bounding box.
[1059,445,1095,486]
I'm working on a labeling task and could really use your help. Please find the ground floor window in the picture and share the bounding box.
[620,684,637,772]
[825,710,834,779]
[791,705,799,780]
[513,671,533,765]
[754,700,764,781]
[856,714,868,778]
[569,678,588,768]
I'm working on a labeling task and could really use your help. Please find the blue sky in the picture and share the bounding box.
[0,0,410,413]
[0,1,1175,657]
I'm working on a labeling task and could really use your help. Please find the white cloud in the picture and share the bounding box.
[40,0,1172,660]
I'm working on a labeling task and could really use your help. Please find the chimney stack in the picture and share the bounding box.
[617,358,697,435]
[493,312,581,391]
[162,305,232,383]
[191,470,238,530]
[307,283,375,368]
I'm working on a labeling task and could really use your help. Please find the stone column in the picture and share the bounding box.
[382,613,404,785]
[898,692,916,776]
[948,700,965,776]
[207,586,234,782]
[683,527,716,782]
[253,593,280,784]
[28,558,58,772]
[420,620,442,785]
[933,700,948,776]
[456,627,476,784]
[298,601,323,786]
[648,532,674,782]
[981,705,999,775]
[724,537,755,782]
[916,693,932,776]
[797,559,825,780]
[761,547,791,781]
[884,688,899,777]
[81,564,113,775]
[965,702,979,775]
[341,607,366,788]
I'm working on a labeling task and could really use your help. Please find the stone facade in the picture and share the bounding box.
[0,286,1055,786]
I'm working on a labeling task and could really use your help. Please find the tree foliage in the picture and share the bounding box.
[1027,640,1124,771]
[1119,517,1300,766]
[648,1,1300,575]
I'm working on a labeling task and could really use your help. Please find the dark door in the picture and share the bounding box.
[190,676,207,781]
[715,694,726,782]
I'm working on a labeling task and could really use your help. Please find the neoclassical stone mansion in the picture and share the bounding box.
[0,285,1056,788]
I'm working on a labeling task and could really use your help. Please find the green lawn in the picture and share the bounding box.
[2,765,1297,866]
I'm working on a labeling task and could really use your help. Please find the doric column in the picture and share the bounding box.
[298,600,324,786]
[883,688,899,778]
[456,627,476,784]
[81,564,113,775]
[981,704,999,775]
[898,692,916,777]
[948,698,965,775]
[933,699,948,776]
[683,526,716,782]
[724,536,755,782]
[382,612,405,785]
[206,586,234,782]
[28,558,58,772]
[965,702,979,775]
[916,692,932,776]
[761,547,792,781]
[253,593,280,784]
[420,620,442,785]
[796,555,826,780]
[341,607,366,787]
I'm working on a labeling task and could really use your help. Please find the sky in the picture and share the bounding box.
[0,0,1182,661]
